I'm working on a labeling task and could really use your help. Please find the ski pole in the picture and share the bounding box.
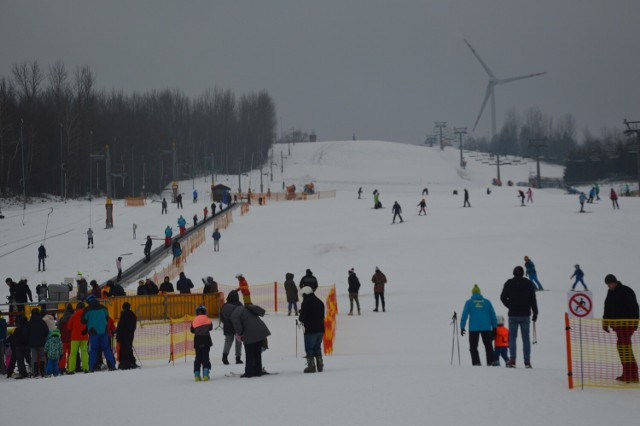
[133,345,142,367]
[295,319,298,358]
[532,322,537,344]
[451,311,459,365]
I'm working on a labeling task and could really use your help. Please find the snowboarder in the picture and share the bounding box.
[144,236,152,262]
[284,273,299,316]
[518,190,525,206]
[38,244,47,271]
[161,198,168,214]
[526,187,533,203]
[357,187,363,199]
[524,256,544,291]
[116,257,123,282]
[212,228,221,252]
[392,201,403,223]
[571,264,588,291]
[191,305,212,382]
[178,215,187,235]
[610,188,620,209]
[463,189,471,207]
[87,227,94,248]
[372,267,387,312]
[459,284,497,366]
[347,268,361,315]
[417,198,427,216]
[299,285,325,373]
[579,192,587,212]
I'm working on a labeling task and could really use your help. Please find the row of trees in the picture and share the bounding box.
[0,61,277,198]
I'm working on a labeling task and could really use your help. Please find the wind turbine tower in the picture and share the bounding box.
[465,39,546,138]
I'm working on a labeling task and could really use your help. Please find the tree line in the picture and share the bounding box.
[463,106,638,183]
[0,61,277,199]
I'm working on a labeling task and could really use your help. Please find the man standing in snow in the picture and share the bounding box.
[463,188,471,207]
[460,284,497,366]
[299,286,325,373]
[500,266,538,368]
[87,227,94,248]
[371,267,387,312]
[347,268,361,315]
[602,274,639,383]
[212,228,221,252]
[144,236,152,262]
[392,201,404,223]
[38,244,47,271]
[299,269,318,292]
[161,198,168,214]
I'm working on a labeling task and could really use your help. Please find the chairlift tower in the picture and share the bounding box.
[528,138,547,188]
[435,121,447,150]
[454,128,467,167]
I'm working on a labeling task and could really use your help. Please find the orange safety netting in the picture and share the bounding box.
[124,196,146,206]
[130,316,196,362]
[565,314,640,389]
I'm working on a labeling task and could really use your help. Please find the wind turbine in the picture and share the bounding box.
[465,39,546,138]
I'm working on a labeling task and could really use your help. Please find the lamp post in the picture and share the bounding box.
[60,122,64,198]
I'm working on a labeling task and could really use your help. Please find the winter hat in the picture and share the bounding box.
[604,274,618,284]
[306,269,312,276]
[375,267,380,272]
[575,264,580,269]
[85,295,97,304]
[513,266,525,277]
[226,290,240,303]
[300,286,314,296]
[49,329,61,337]
[472,284,481,294]
[122,302,131,311]
[348,268,355,274]
[235,273,243,279]
[497,315,505,326]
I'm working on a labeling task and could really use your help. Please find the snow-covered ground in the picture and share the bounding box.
[1,140,637,426]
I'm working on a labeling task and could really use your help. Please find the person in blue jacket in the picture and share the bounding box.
[460,284,497,366]
[579,192,587,212]
[177,215,187,236]
[524,256,544,290]
[571,264,588,291]
[81,295,116,372]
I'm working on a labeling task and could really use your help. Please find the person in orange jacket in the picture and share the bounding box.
[66,302,89,374]
[236,274,252,305]
[493,315,510,366]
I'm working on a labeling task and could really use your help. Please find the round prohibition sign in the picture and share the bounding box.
[569,293,592,318]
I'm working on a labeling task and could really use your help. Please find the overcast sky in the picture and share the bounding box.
[1,1,639,144]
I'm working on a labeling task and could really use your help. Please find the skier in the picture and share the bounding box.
[212,228,221,252]
[14,278,32,313]
[161,198,168,214]
[579,192,587,212]
[191,305,213,382]
[44,328,63,377]
[284,273,299,316]
[463,189,471,207]
[193,214,198,227]
[176,193,183,209]
[422,187,429,196]
[518,190,525,206]
[144,236,152,262]
[177,215,187,236]
[624,183,630,196]
[417,198,427,216]
[193,189,198,203]
[357,187,363,199]
[87,227,94,248]
[38,244,47,271]
[116,257,123,282]
[202,276,218,294]
[594,183,601,200]
[203,206,208,221]
[76,276,88,301]
[571,264,588,291]
[164,225,173,248]
[220,290,243,365]
[347,268,361,316]
[526,187,533,203]
[610,188,620,209]
[587,186,596,203]
[392,201,403,223]
[299,285,325,373]
[373,189,381,209]
[524,256,544,291]
[459,284,497,366]
[371,267,387,312]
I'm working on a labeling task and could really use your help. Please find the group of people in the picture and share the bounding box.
[2,295,138,379]
[579,185,621,212]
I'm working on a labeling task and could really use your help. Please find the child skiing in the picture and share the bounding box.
[417,198,427,215]
[493,315,509,366]
[570,264,588,291]
[191,305,213,381]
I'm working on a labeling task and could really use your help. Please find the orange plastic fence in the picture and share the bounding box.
[565,313,640,389]
[124,197,146,206]
[235,190,336,203]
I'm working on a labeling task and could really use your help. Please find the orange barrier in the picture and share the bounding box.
[235,190,336,203]
[124,197,146,206]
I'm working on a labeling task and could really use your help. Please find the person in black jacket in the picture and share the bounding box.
[284,273,298,316]
[26,308,49,377]
[603,274,639,383]
[13,278,32,313]
[299,286,325,373]
[110,280,126,297]
[202,276,218,294]
[220,290,243,365]
[144,279,159,295]
[347,268,361,315]
[116,302,138,370]
[136,280,147,296]
[144,236,152,262]
[299,269,318,291]
[38,244,47,271]
[500,266,538,368]
[8,315,29,379]
[176,272,194,294]
[159,276,175,294]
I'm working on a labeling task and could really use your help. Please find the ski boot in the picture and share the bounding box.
[194,371,202,382]
[203,368,210,381]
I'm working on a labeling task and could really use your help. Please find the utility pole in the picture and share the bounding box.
[454,127,467,168]
[528,138,548,188]
[89,130,93,200]
[435,121,447,151]
[131,145,135,196]
[624,119,640,193]
[59,123,64,199]
[105,144,113,198]
[20,119,26,217]
[280,150,284,174]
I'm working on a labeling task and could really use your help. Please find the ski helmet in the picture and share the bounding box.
[195,305,207,315]
[497,315,505,326]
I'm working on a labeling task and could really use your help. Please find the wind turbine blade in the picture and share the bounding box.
[495,72,547,85]
[472,84,493,132]
[464,39,495,79]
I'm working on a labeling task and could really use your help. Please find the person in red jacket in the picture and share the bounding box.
[610,188,620,209]
[493,315,509,366]
[236,274,252,305]
[66,302,89,374]
[57,303,74,373]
